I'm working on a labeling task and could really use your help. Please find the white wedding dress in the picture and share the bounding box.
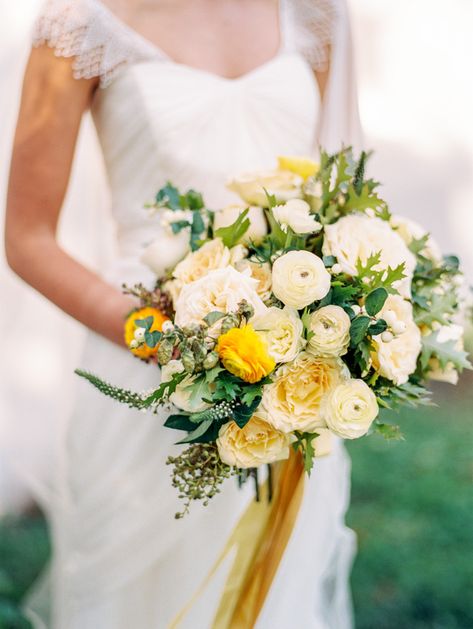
[29,1,362,627]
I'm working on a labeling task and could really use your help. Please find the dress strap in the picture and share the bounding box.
[32,0,160,88]
[281,0,339,71]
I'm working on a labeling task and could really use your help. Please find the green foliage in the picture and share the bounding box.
[214,208,250,247]
[414,290,458,327]
[365,287,389,316]
[356,253,406,294]
[421,331,472,372]
[350,316,372,347]
[374,422,404,441]
[293,431,317,474]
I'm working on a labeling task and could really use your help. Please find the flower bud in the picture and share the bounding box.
[331,263,343,275]
[129,339,139,349]
[381,331,394,343]
[157,339,174,365]
[203,351,219,370]
[181,349,196,373]
[162,320,174,334]
[391,320,407,335]
[134,327,146,342]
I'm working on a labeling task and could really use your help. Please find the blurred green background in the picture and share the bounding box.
[1,378,472,629]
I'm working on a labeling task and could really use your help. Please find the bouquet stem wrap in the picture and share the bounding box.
[171,450,305,628]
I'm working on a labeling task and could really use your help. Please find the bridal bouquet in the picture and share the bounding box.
[77,149,470,517]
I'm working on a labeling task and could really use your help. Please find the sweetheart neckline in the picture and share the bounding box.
[92,0,291,83]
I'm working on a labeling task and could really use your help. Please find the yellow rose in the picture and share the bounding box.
[277,155,320,180]
[307,305,351,358]
[217,325,275,383]
[227,169,303,206]
[124,307,168,359]
[217,415,290,468]
[252,306,305,363]
[272,250,331,309]
[213,205,268,244]
[261,352,346,433]
[320,379,379,439]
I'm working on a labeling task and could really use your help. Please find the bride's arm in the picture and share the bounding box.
[5,46,136,348]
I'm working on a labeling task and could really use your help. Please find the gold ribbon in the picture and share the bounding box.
[169,450,305,629]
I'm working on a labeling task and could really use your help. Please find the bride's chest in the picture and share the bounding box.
[91,52,321,154]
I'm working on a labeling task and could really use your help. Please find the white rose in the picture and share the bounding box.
[216,415,290,468]
[320,379,379,439]
[322,214,416,298]
[174,266,267,328]
[390,215,443,264]
[236,259,272,302]
[371,295,422,385]
[272,250,331,309]
[227,169,303,206]
[161,360,210,413]
[213,205,268,244]
[306,305,351,358]
[272,199,322,234]
[172,238,232,285]
[252,306,305,363]
[427,324,464,385]
[261,352,346,433]
[141,230,189,278]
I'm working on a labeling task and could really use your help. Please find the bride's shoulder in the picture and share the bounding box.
[32,0,158,88]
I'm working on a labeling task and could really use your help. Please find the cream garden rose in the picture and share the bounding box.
[272,199,322,234]
[320,379,379,439]
[252,306,305,363]
[174,266,267,328]
[371,295,422,385]
[216,415,290,468]
[272,250,331,309]
[173,238,238,285]
[322,214,417,298]
[213,205,268,244]
[390,215,442,264]
[227,169,303,206]
[235,259,272,301]
[261,352,346,433]
[306,305,351,358]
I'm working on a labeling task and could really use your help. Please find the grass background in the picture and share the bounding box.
[1,378,472,628]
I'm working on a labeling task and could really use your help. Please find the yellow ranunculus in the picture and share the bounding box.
[277,155,319,180]
[124,307,168,359]
[217,325,275,383]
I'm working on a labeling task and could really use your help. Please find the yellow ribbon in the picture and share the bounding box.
[169,451,305,629]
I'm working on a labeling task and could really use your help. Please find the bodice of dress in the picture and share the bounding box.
[33,0,340,284]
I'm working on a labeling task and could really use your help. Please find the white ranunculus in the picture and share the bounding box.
[272,250,331,309]
[236,259,272,302]
[261,352,347,433]
[322,214,417,298]
[227,169,303,207]
[390,215,443,264]
[141,230,190,278]
[371,295,422,385]
[320,379,379,439]
[272,199,322,234]
[306,305,351,358]
[252,306,305,363]
[174,266,267,328]
[213,205,268,244]
[427,324,464,385]
[216,415,291,468]
[161,360,210,413]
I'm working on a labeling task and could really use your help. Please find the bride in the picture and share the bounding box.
[5,0,361,627]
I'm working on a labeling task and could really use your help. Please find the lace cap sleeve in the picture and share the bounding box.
[284,0,339,71]
[32,0,158,88]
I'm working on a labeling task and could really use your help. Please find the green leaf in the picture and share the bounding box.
[293,431,317,474]
[408,233,429,255]
[265,208,287,249]
[232,396,262,429]
[170,220,191,234]
[323,255,337,267]
[421,331,472,372]
[135,316,154,329]
[155,182,181,210]
[374,423,404,441]
[214,208,250,248]
[203,311,226,327]
[365,287,388,316]
[350,316,371,347]
[240,385,264,407]
[164,414,195,432]
[185,189,204,210]
[369,319,387,336]
[204,366,225,383]
[187,374,212,407]
[176,418,213,444]
[144,330,161,348]
[414,291,457,326]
